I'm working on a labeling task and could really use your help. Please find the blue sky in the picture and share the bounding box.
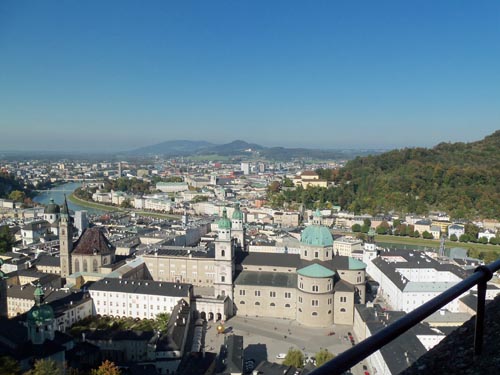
[0,1,499,152]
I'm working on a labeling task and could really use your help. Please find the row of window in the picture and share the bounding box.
[239,290,293,298]
[303,250,329,258]
[239,301,291,308]
[298,283,333,292]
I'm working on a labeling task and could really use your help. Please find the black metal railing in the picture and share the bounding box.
[310,258,500,375]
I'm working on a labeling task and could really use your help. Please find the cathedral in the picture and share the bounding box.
[143,207,366,326]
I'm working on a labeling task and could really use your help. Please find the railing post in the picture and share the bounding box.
[474,265,493,356]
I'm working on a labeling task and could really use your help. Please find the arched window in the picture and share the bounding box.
[221,276,225,282]
[312,312,318,316]
[83,259,88,272]
[328,310,332,314]
[240,301,245,304]
[285,304,290,308]
[93,259,98,272]
[255,302,260,306]
[221,250,225,257]
[270,303,275,307]
[74,259,80,273]
[298,308,302,312]
[340,308,346,312]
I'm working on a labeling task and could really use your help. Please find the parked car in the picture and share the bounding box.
[276,353,287,359]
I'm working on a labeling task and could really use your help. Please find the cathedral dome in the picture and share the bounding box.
[218,208,232,230]
[45,199,60,214]
[232,203,244,221]
[300,225,333,247]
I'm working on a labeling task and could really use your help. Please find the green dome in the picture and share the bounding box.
[45,199,60,214]
[297,263,335,278]
[232,203,244,220]
[313,209,322,217]
[301,225,333,247]
[218,208,232,230]
[27,304,54,325]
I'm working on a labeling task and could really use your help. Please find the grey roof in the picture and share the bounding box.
[237,252,301,269]
[216,335,244,374]
[234,271,297,288]
[334,279,354,293]
[88,278,191,298]
[158,299,191,352]
[459,293,478,312]
[152,246,215,259]
[371,250,468,291]
[34,254,60,267]
[355,304,427,374]
[253,360,303,375]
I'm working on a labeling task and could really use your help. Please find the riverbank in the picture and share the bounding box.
[375,234,499,253]
[68,193,122,212]
[69,193,180,220]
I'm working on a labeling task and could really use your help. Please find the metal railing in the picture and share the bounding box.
[310,258,500,375]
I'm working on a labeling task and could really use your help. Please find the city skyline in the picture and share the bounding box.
[1,1,499,152]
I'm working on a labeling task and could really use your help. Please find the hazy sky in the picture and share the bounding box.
[1,1,499,152]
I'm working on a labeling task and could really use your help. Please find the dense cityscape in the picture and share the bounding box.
[1,132,499,374]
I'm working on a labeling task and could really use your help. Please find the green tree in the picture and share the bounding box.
[120,199,133,208]
[449,233,458,242]
[283,348,304,368]
[478,236,488,244]
[490,237,499,245]
[25,359,63,375]
[315,348,335,367]
[282,177,294,187]
[267,181,281,194]
[422,231,433,240]
[192,195,209,203]
[352,223,361,233]
[154,312,171,332]
[0,355,20,375]
[459,234,470,243]
[464,223,480,239]
[8,190,25,202]
[0,226,15,253]
[483,251,500,264]
[91,360,121,375]
[376,221,390,235]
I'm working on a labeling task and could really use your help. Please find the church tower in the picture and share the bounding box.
[59,196,73,278]
[27,284,55,345]
[231,203,245,249]
[214,208,234,315]
[363,228,378,267]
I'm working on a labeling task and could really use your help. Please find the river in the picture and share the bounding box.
[33,182,105,215]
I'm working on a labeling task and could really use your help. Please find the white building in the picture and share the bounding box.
[447,224,465,238]
[88,278,192,320]
[334,236,363,257]
[368,250,468,313]
[478,230,496,241]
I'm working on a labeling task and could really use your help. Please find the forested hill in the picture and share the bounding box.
[334,130,500,219]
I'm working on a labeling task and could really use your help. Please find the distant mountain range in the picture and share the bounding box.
[127,139,381,160]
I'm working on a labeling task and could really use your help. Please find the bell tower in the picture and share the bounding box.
[59,196,73,278]
[214,208,234,315]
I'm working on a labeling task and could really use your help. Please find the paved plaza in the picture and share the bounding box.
[203,315,371,374]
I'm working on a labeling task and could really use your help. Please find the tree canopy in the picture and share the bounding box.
[283,348,304,368]
[315,348,335,367]
[90,360,121,375]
